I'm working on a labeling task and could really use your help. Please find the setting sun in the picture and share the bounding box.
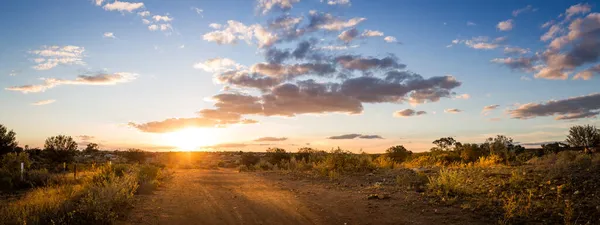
[162,128,217,151]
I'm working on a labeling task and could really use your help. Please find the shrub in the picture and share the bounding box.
[26,169,52,187]
[254,159,274,171]
[474,154,503,168]
[240,152,260,166]
[0,164,157,225]
[314,149,375,175]
[385,145,412,162]
[395,168,428,189]
[427,168,467,202]
[266,148,290,165]
[373,155,398,169]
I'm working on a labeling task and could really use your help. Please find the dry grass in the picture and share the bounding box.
[0,164,166,225]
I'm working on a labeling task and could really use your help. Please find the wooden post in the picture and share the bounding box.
[74,164,77,180]
[63,162,66,172]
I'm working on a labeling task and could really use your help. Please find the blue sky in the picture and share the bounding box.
[1,0,599,152]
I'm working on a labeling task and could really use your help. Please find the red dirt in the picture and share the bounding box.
[120,169,488,225]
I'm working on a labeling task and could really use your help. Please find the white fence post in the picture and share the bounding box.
[20,162,24,181]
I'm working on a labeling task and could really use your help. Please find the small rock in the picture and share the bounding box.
[367,194,379,200]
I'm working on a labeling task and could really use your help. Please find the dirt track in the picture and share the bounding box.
[121,169,486,225]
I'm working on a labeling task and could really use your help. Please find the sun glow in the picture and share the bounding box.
[162,128,217,151]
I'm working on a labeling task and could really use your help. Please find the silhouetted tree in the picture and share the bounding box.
[43,135,78,163]
[84,143,100,153]
[0,124,18,156]
[431,137,461,152]
[481,135,524,164]
[566,125,600,153]
[385,145,412,162]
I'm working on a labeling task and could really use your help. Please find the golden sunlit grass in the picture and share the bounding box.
[161,128,218,151]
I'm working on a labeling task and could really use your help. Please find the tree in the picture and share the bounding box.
[481,135,524,164]
[84,143,100,153]
[124,148,146,163]
[385,145,412,162]
[44,135,78,163]
[566,125,600,153]
[431,137,462,152]
[0,124,18,156]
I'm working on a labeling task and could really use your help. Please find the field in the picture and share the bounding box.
[2,126,600,224]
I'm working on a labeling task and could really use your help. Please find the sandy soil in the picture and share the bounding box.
[120,169,488,225]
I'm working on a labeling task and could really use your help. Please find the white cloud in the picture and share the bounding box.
[29,45,86,70]
[384,36,398,43]
[94,0,104,6]
[323,0,350,5]
[209,23,222,29]
[9,70,18,76]
[137,11,150,17]
[192,7,203,17]
[257,0,300,15]
[454,36,507,50]
[338,28,359,43]
[193,58,244,73]
[565,3,591,19]
[541,24,561,41]
[148,24,158,31]
[444,108,462,114]
[455,94,470,99]
[504,46,529,55]
[319,45,359,50]
[512,5,535,17]
[362,30,384,37]
[497,19,514,31]
[31,99,56,106]
[496,19,514,31]
[179,45,185,49]
[203,20,278,48]
[6,72,138,94]
[520,76,532,81]
[152,15,173,22]
[103,32,116,38]
[103,0,144,13]
[541,20,554,28]
[467,21,476,26]
[142,19,151,24]
[316,16,365,31]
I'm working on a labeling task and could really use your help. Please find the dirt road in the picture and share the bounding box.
[121,169,486,225]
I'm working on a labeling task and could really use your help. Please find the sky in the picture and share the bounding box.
[1,0,600,153]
